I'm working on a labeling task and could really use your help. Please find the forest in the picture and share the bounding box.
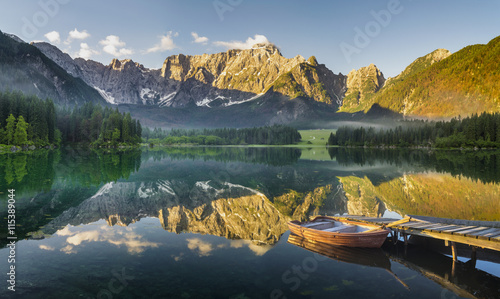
[328,112,500,148]
[0,91,142,148]
[143,125,302,146]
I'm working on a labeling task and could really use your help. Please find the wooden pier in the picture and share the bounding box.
[330,214,500,260]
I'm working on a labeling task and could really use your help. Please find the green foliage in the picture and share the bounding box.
[273,189,304,216]
[371,36,500,116]
[5,114,15,145]
[58,102,141,146]
[13,115,28,146]
[0,91,56,147]
[329,112,500,148]
[272,72,304,98]
[151,125,301,146]
[0,91,141,148]
[112,128,121,143]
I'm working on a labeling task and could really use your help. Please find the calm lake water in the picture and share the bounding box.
[1,147,499,298]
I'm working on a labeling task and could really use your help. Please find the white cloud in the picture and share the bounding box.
[39,244,55,251]
[229,240,272,256]
[55,224,159,255]
[146,32,177,53]
[213,34,271,50]
[191,32,208,44]
[56,226,73,236]
[107,232,160,254]
[65,28,91,44]
[100,35,134,57]
[66,230,100,246]
[75,43,99,60]
[187,238,213,257]
[44,31,60,44]
[60,244,77,254]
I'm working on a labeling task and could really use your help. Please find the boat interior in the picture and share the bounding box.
[302,219,376,233]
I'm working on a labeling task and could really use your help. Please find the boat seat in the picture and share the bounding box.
[322,225,355,232]
[303,221,331,228]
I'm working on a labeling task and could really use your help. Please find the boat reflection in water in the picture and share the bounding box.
[288,233,500,298]
[287,233,409,289]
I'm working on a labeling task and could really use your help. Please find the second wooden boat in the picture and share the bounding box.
[288,216,390,248]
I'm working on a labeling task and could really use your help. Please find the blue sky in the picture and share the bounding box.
[0,0,499,77]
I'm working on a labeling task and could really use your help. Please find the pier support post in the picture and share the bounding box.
[403,233,408,255]
[451,241,457,262]
[470,246,477,268]
[392,230,399,244]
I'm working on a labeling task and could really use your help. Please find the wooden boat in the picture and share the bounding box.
[288,216,390,248]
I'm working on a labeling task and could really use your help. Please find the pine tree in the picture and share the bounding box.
[5,114,16,145]
[122,113,132,142]
[13,115,28,146]
[136,120,142,142]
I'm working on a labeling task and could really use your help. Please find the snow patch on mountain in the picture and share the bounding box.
[224,93,263,107]
[94,86,116,104]
[157,180,176,196]
[158,92,177,107]
[92,182,114,199]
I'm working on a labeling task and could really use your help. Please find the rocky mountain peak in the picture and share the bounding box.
[339,64,385,112]
[428,48,451,63]
[5,32,25,43]
[307,56,319,66]
[110,58,144,71]
[251,42,281,55]
[0,34,105,105]
[31,36,346,108]
[32,41,83,77]
[390,48,451,82]
[345,64,385,92]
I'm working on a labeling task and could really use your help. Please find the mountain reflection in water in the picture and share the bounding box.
[0,147,499,298]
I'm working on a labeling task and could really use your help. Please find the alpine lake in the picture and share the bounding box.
[1,146,499,299]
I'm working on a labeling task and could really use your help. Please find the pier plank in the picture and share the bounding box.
[400,227,500,251]
[427,225,460,232]
[482,231,500,238]
[398,222,431,228]
[468,228,499,237]
[426,225,462,232]
[337,215,500,252]
[441,226,476,233]
[408,215,500,228]
[410,224,450,231]
[454,227,490,236]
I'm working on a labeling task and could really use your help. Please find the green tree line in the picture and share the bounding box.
[0,91,142,148]
[144,125,302,145]
[57,102,142,146]
[328,112,500,148]
[0,91,57,147]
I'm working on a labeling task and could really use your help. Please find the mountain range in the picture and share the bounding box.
[1,30,499,127]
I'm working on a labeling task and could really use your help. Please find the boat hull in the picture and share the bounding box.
[288,216,390,248]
